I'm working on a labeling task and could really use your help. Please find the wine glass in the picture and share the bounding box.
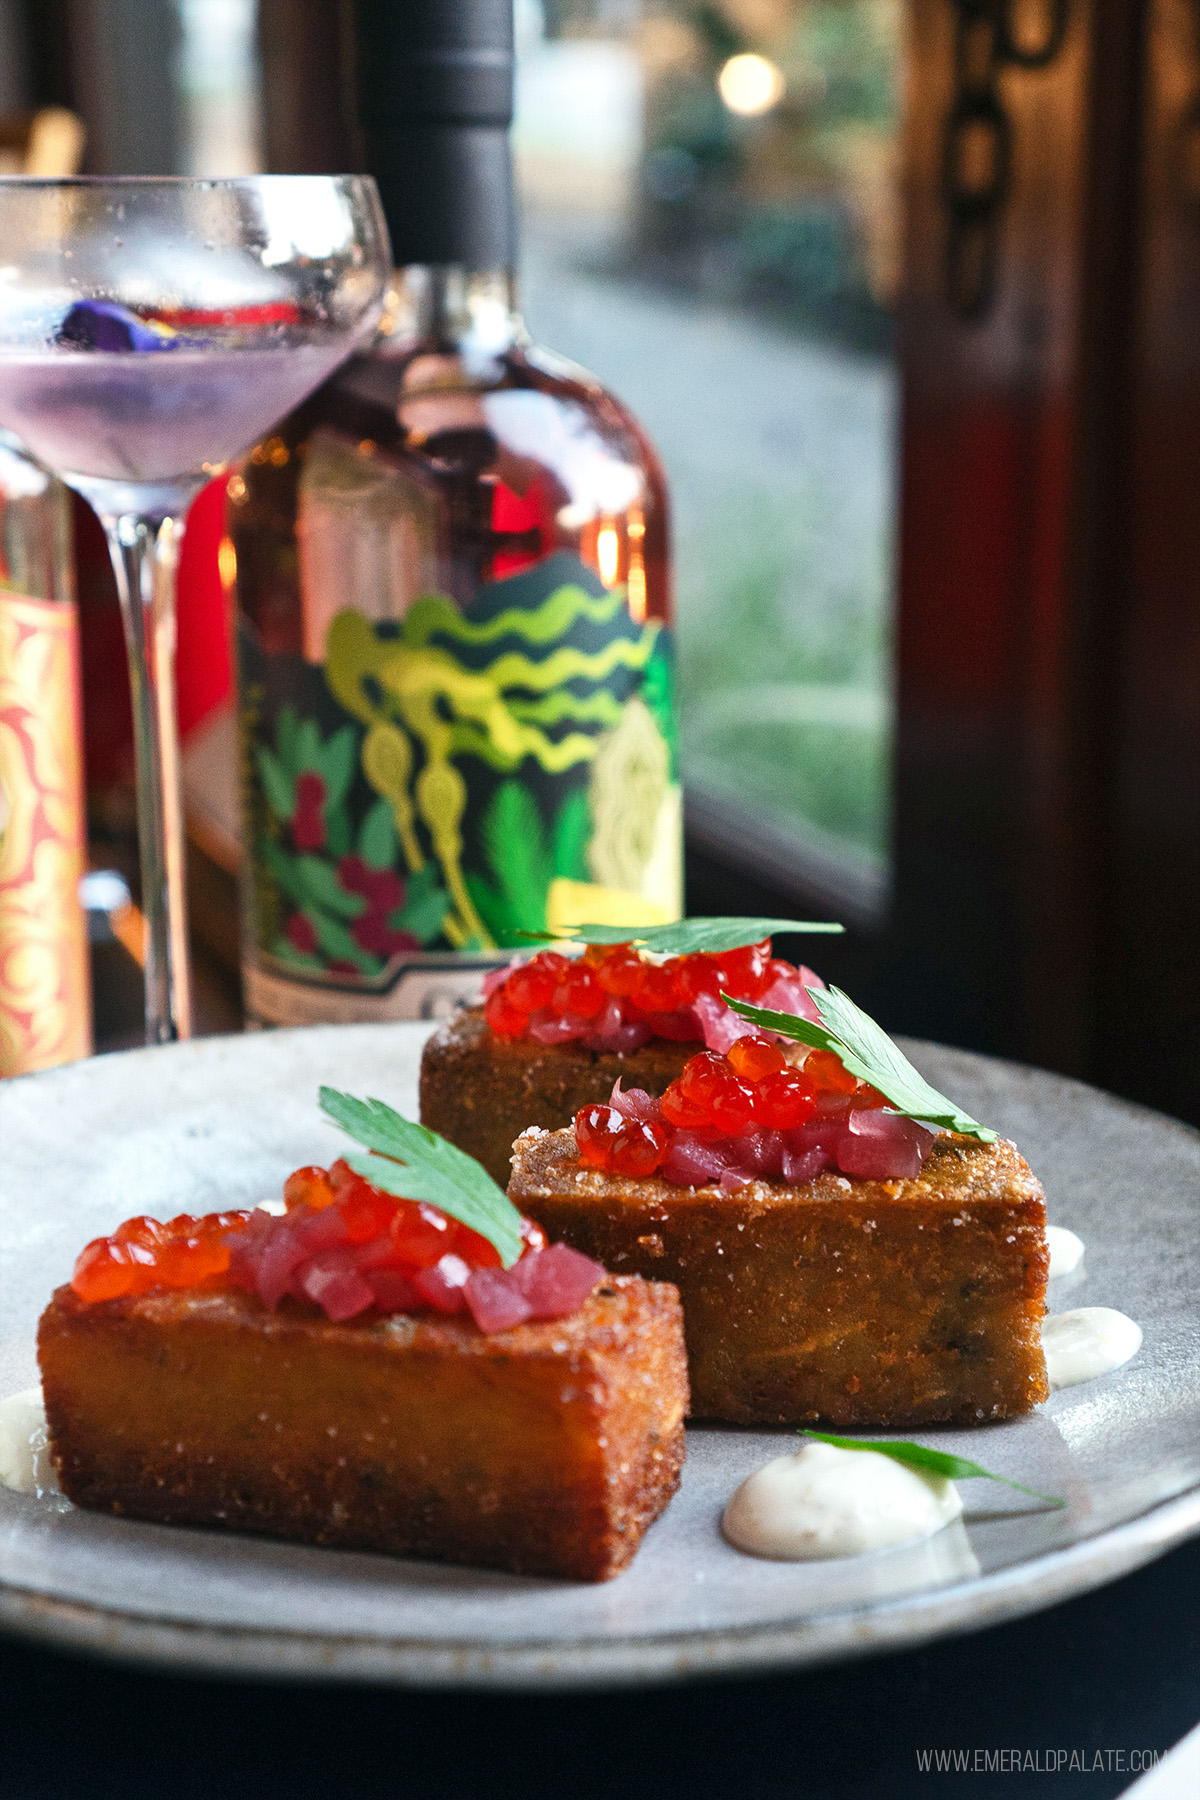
[0,176,390,1045]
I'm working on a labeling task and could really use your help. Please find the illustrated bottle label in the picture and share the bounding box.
[238,549,682,1024]
[0,592,91,1073]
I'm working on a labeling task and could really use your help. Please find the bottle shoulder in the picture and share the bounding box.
[301,340,657,463]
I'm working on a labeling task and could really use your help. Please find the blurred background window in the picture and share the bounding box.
[177,0,262,176]
[513,0,903,922]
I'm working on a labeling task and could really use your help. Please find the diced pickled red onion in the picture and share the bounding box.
[366,1268,420,1312]
[463,1267,533,1332]
[254,1225,309,1310]
[757,965,826,1023]
[836,1109,936,1179]
[691,990,756,1053]
[736,1127,786,1177]
[512,1243,604,1318]
[412,1253,471,1313]
[481,960,519,999]
[299,1260,376,1322]
[661,1132,738,1186]
[526,1009,590,1044]
[291,1204,351,1252]
[608,1080,664,1126]
[585,997,653,1053]
[781,1143,831,1182]
[643,1007,701,1042]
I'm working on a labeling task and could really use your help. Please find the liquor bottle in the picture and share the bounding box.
[0,431,91,1074]
[230,0,680,1026]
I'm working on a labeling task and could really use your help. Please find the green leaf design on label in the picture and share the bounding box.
[295,717,321,772]
[309,909,375,972]
[389,863,449,941]
[256,745,294,821]
[552,789,591,882]
[276,703,300,775]
[292,854,365,920]
[359,796,398,871]
[314,723,357,812]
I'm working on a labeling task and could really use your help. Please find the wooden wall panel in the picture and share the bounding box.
[894,0,1150,1089]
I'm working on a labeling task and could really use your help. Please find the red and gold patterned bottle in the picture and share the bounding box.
[229,0,680,1025]
[0,431,91,1073]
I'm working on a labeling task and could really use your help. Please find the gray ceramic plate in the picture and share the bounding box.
[2,1024,1198,1689]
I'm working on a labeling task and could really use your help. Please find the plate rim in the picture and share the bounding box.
[5,1024,1200,1688]
[3,1482,1199,1689]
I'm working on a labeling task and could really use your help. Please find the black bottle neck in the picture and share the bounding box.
[352,0,517,269]
[364,126,517,271]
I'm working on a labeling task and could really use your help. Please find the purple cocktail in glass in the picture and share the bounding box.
[0,177,390,1044]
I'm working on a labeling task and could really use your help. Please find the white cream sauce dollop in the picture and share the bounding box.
[1043,1307,1142,1390]
[1045,1225,1085,1279]
[722,1440,963,1561]
[0,1387,59,1497]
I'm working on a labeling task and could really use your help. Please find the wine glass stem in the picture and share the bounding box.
[105,510,192,1044]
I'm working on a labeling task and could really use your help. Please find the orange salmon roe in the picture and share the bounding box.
[484,939,775,1039]
[575,1103,670,1176]
[71,1209,255,1303]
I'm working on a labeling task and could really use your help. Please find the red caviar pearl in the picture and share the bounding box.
[113,1214,167,1250]
[283,1165,332,1209]
[752,1069,817,1129]
[630,960,682,1013]
[805,1049,859,1095]
[388,1199,453,1268]
[595,946,643,998]
[677,954,723,1002]
[520,1215,548,1254]
[706,1075,755,1134]
[507,955,561,1012]
[855,1083,890,1109]
[726,1036,787,1081]
[575,1102,623,1168]
[452,1221,504,1269]
[608,1118,669,1176]
[71,1237,137,1302]
[485,988,528,1037]
[719,941,772,998]
[553,961,605,1018]
[338,1178,397,1244]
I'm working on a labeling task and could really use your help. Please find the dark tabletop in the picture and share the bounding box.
[3,1530,1198,1800]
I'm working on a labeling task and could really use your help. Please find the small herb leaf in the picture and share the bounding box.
[318,1087,525,1268]
[802,1431,1066,1506]
[519,916,844,955]
[723,986,997,1143]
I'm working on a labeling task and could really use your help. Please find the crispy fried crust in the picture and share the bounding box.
[419,1005,696,1186]
[38,1277,689,1582]
[509,1130,1050,1428]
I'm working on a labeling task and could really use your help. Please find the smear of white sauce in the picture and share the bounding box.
[1046,1225,1085,1279]
[722,1440,963,1561]
[0,1388,59,1497]
[1043,1307,1142,1390]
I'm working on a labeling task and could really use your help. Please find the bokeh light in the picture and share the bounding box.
[717,54,786,118]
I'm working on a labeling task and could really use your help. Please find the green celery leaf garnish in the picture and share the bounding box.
[318,1087,525,1268]
[520,916,844,955]
[722,986,996,1143]
[803,1431,1066,1507]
